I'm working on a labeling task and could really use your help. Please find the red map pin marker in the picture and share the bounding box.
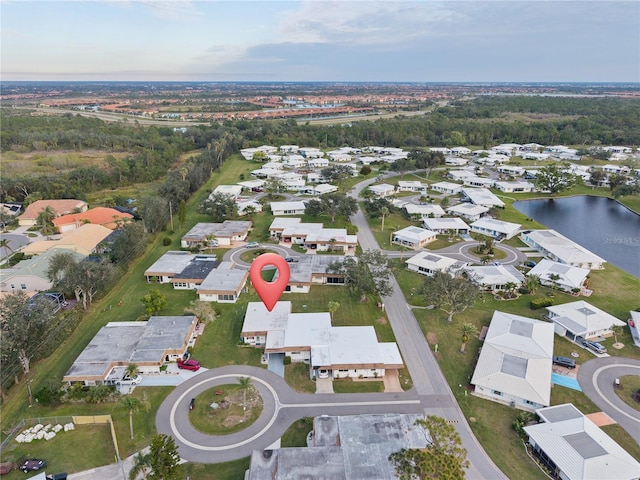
[250,253,290,312]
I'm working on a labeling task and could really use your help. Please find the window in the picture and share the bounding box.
[327,276,344,284]
[219,294,235,301]
[492,390,503,396]
[174,282,188,288]
[10,284,15,289]
[20,284,27,290]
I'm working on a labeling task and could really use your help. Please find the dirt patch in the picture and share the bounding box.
[376,317,388,325]
[223,415,247,428]
[426,332,438,345]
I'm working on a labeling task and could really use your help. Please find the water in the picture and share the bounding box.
[513,195,640,278]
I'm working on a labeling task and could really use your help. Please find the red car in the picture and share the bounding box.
[177,359,201,371]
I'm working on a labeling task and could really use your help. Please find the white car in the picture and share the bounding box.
[119,374,142,385]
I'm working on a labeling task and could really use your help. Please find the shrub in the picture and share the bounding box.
[34,381,64,406]
[512,411,535,437]
[162,237,172,246]
[530,297,554,310]
[283,356,292,366]
[360,165,372,175]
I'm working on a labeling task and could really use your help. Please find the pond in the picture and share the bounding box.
[513,195,640,278]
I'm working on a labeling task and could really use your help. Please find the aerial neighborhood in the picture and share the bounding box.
[1,94,639,480]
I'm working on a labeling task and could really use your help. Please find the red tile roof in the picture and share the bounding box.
[19,199,88,220]
[52,207,133,228]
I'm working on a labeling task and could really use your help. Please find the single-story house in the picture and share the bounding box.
[494,181,535,193]
[284,255,346,293]
[475,154,510,165]
[246,414,431,480]
[270,201,307,216]
[392,226,437,250]
[404,203,445,219]
[196,261,249,303]
[428,147,451,155]
[450,146,472,156]
[527,259,589,293]
[212,184,243,199]
[545,300,625,342]
[396,181,426,193]
[22,224,114,256]
[144,251,218,287]
[461,188,505,208]
[305,171,328,183]
[368,183,396,198]
[491,143,522,156]
[447,169,476,182]
[470,218,521,240]
[524,404,640,480]
[471,311,554,411]
[497,165,525,177]
[0,248,85,294]
[283,155,306,169]
[463,176,495,188]
[237,179,265,191]
[52,207,133,233]
[422,217,470,234]
[299,147,324,158]
[520,230,606,270]
[445,156,468,166]
[63,315,199,385]
[0,202,21,218]
[307,157,329,169]
[465,265,525,291]
[18,199,88,227]
[446,203,489,222]
[269,218,357,253]
[237,200,262,216]
[430,181,463,195]
[280,145,299,153]
[181,221,252,248]
[406,251,467,276]
[240,301,403,380]
[311,183,339,195]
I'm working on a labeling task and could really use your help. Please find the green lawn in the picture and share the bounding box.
[614,375,640,412]
[333,378,384,393]
[280,417,314,447]
[190,384,263,435]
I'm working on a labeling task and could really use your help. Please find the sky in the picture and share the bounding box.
[1,0,639,82]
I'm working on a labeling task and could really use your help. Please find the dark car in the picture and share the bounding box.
[582,340,607,354]
[552,356,576,369]
[524,260,537,268]
[18,458,46,473]
[178,359,201,371]
[46,473,68,480]
[189,398,195,410]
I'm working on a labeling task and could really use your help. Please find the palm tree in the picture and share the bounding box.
[380,206,389,232]
[37,206,57,236]
[121,395,150,440]
[237,376,252,416]
[480,255,492,265]
[0,238,14,260]
[328,301,340,321]
[503,282,517,299]
[460,323,478,353]
[128,451,151,480]
[611,324,623,344]
[525,274,540,294]
[125,363,139,380]
[548,273,561,291]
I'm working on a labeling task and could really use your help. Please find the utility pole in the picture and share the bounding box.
[27,378,33,407]
[169,201,174,232]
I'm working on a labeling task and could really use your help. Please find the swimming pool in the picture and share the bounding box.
[551,373,582,391]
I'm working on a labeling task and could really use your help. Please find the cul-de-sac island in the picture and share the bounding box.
[1,81,639,480]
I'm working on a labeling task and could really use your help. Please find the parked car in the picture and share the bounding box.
[582,340,607,354]
[46,473,68,480]
[18,458,46,473]
[524,260,537,268]
[189,398,195,410]
[245,241,260,248]
[177,359,201,371]
[552,356,576,369]
[119,374,142,385]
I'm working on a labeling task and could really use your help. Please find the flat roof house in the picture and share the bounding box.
[63,315,199,385]
[270,201,307,216]
[307,157,329,168]
[404,204,445,219]
[213,184,243,199]
[430,181,463,195]
[446,203,489,222]
[269,218,357,254]
[422,217,470,234]
[445,156,468,166]
[240,302,403,380]
[284,254,346,293]
[396,180,426,192]
[144,251,218,288]
[461,188,506,208]
[463,176,495,188]
[246,414,430,480]
[470,218,521,240]
[524,404,640,480]
[237,200,263,216]
[447,169,476,182]
[465,265,525,291]
[520,230,606,270]
[545,300,625,342]
[471,311,554,412]
[18,199,88,227]
[196,261,249,303]
[368,183,395,198]
[527,259,589,293]
[494,181,535,193]
[181,221,252,248]
[392,226,437,250]
[406,251,467,276]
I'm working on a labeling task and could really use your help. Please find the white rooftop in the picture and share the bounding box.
[461,187,506,207]
[471,217,521,235]
[523,230,606,267]
[546,301,625,337]
[528,259,590,290]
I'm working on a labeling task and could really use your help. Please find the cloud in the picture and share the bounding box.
[138,0,200,20]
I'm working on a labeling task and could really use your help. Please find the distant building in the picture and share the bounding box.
[18,199,88,227]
